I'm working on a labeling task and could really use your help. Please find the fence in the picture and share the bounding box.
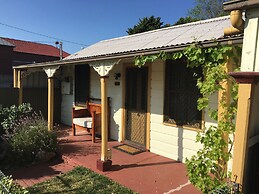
[0,88,61,123]
[0,88,18,107]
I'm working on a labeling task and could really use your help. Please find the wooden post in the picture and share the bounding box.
[100,76,108,161]
[17,70,23,105]
[48,77,54,131]
[13,69,18,88]
[231,83,252,187]
[44,66,59,131]
[229,72,259,192]
[88,60,119,171]
[96,76,112,171]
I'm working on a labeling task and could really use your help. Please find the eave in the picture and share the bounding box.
[224,0,259,11]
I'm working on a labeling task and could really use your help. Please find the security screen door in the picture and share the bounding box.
[125,67,148,146]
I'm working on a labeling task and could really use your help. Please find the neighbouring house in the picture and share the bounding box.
[13,15,248,187]
[0,37,69,121]
[0,37,69,88]
[0,38,14,88]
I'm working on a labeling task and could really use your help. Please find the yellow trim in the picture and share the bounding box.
[146,63,152,150]
[47,78,54,131]
[122,63,150,148]
[163,122,203,132]
[18,70,23,105]
[100,77,108,161]
[120,64,126,142]
[232,83,252,187]
[74,106,87,110]
[17,70,21,89]
[162,60,204,132]
[13,69,18,88]
[218,58,233,172]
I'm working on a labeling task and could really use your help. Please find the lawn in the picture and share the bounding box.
[28,166,136,194]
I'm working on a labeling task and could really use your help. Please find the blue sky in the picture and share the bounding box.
[0,0,195,54]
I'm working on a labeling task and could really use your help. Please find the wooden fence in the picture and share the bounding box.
[0,88,61,123]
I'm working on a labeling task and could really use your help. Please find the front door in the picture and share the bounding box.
[125,67,148,146]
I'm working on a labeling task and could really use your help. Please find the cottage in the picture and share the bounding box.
[12,16,243,174]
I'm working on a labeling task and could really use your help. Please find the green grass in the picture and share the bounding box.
[28,166,136,194]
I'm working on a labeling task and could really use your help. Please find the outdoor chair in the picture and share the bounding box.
[72,99,102,143]
[72,97,110,143]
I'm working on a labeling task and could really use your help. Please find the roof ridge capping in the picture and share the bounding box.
[2,37,56,47]
[0,37,15,47]
[100,15,231,43]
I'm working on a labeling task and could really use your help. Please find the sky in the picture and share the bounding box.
[0,0,196,54]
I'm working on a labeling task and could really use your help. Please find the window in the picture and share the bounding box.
[164,59,202,129]
[75,64,90,104]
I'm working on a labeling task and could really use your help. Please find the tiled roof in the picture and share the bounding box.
[0,38,14,47]
[1,37,69,57]
[65,16,239,60]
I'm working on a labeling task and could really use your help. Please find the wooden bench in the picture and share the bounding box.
[72,98,110,143]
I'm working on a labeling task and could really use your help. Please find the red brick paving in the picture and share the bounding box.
[5,158,75,188]
[6,125,201,194]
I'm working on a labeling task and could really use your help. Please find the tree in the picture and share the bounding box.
[173,16,198,26]
[127,16,169,35]
[188,0,228,20]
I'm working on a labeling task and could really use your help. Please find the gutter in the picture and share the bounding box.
[13,36,243,70]
[224,10,245,36]
[224,0,259,11]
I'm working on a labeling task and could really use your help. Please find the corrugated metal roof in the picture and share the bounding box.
[1,37,70,57]
[65,16,234,60]
[0,38,14,47]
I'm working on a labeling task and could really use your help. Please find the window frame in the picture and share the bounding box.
[163,59,203,130]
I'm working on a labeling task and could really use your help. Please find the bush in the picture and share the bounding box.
[0,172,28,194]
[3,113,58,166]
[0,103,33,136]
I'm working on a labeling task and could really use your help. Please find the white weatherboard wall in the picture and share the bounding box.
[61,66,74,126]
[149,60,217,162]
[60,63,123,137]
[89,63,123,141]
[59,60,220,163]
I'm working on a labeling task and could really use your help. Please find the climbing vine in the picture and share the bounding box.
[134,43,241,193]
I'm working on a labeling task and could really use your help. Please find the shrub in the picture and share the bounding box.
[0,172,28,194]
[0,103,33,136]
[3,113,58,166]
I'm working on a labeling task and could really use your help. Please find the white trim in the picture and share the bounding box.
[44,66,60,78]
[89,59,120,76]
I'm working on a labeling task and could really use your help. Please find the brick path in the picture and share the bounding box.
[6,126,201,194]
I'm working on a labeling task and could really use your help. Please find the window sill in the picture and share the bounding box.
[163,122,203,132]
[75,102,87,106]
